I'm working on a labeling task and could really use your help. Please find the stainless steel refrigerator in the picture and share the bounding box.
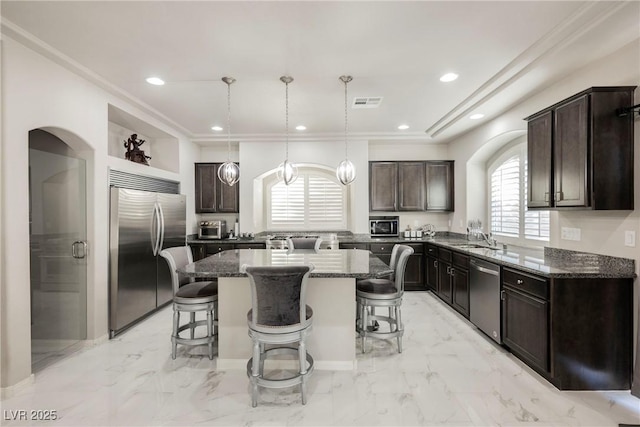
[109,187,186,337]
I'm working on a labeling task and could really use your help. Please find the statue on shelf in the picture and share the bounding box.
[124,133,151,166]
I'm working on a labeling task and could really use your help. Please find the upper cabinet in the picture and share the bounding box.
[526,86,636,210]
[369,161,454,212]
[195,163,239,213]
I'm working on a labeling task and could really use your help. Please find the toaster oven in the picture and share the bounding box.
[199,220,227,239]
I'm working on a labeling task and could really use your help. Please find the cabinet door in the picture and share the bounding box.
[398,162,425,211]
[404,253,425,290]
[554,95,589,207]
[527,111,553,208]
[189,244,206,261]
[425,161,454,211]
[502,286,549,373]
[216,164,240,213]
[438,260,452,304]
[369,162,398,211]
[426,255,438,292]
[195,163,218,213]
[451,267,469,317]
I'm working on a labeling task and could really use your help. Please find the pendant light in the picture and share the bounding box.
[276,75,298,185]
[217,76,240,186]
[336,75,356,185]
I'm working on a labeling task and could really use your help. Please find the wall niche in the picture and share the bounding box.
[107,104,179,173]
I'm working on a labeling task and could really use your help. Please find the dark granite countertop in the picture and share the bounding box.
[187,232,636,279]
[178,248,393,279]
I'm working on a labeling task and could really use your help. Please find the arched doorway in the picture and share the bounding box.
[29,129,88,371]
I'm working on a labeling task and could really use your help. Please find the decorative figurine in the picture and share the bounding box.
[124,133,151,165]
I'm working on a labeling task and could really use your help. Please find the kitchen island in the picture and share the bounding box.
[178,248,391,370]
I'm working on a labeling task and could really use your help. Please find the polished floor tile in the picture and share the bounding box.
[2,292,639,426]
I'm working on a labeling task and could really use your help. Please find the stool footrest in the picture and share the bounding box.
[247,347,314,389]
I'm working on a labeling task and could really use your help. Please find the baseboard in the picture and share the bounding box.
[0,374,35,400]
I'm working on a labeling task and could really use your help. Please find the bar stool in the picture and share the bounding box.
[240,264,315,407]
[159,246,217,360]
[356,244,413,353]
[286,237,322,250]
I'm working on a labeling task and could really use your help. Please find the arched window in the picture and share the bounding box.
[266,166,347,231]
[489,143,549,243]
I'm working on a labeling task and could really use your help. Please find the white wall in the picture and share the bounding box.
[0,36,199,390]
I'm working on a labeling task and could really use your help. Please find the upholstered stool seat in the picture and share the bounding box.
[160,246,218,360]
[356,244,413,353]
[241,264,315,407]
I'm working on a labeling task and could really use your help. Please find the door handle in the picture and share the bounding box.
[152,203,162,256]
[434,260,438,268]
[500,290,506,301]
[71,241,88,259]
[157,203,165,253]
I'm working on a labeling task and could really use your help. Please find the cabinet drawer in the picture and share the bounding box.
[406,243,424,254]
[206,243,235,255]
[339,243,368,250]
[438,248,452,263]
[370,243,394,253]
[236,243,265,249]
[452,251,469,269]
[503,268,548,300]
[426,244,438,257]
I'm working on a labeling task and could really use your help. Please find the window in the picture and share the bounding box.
[267,167,347,230]
[489,144,549,243]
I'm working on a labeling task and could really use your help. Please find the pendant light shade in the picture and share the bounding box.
[336,75,356,185]
[218,76,240,186]
[278,76,298,185]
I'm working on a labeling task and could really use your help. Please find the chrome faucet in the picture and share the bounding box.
[478,231,498,247]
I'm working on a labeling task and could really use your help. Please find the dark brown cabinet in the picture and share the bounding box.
[425,244,438,292]
[436,248,453,304]
[398,162,425,211]
[189,243,206,261]
[369,162,398,211]
[450,252,469,317]
[502,268,549,373]
[404,243,424,291]
[195,163,239,213]
[526,86,635,210]
[339,243,368,250]
[425,161,454,211]
[369,161,454,212]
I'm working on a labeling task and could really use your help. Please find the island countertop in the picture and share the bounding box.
[178,248,393,279]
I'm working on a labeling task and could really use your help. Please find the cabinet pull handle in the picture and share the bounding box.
[544,192,549,202]
[556,191,563,202]
[450,267,455,276]
[516,279,524,285]
[434,260,438,267]
[446,266,451,274]
[500,290,506,301]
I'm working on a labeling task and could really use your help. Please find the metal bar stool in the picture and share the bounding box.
[160,246,217,360]
[356,244,413,353]
[241,264,315,407]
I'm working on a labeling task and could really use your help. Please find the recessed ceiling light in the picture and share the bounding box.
[439,73,458,83]
[146,76,165,86]
[211,126,223,131]
[469,113,485,120]
[397,124,410,130]
[295,125,307,131]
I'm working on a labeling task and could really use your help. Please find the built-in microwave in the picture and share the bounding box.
[199,220,227,239]
[369,216,399,237]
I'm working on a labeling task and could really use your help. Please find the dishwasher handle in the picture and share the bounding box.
[470,259,500,276]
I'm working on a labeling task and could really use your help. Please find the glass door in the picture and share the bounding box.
[29,129,87,371]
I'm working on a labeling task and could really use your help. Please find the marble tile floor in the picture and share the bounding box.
[2,292,639,426]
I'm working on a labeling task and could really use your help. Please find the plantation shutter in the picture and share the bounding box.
[491,155,520,236]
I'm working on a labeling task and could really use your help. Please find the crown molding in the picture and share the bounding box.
[425,1,631,138]
[1,18,194,139]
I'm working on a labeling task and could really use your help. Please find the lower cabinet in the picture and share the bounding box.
[404,243,425,291]
[450,252,469,317]
[339,243,368,250]
[437,249,453,304]
[189,243,206,261]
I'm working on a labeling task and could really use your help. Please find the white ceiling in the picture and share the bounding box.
[2,1,638,145]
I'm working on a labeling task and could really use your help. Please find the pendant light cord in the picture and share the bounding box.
[226,81,232,161]
[344,78,348,159]
[285,80,289,161]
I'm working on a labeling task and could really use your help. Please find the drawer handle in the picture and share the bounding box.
[434,260,438,267]
[446,266,451,274]
[450,267,455,276]
[516,279,524,285]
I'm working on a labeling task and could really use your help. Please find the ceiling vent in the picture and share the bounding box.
[352,96,383,108]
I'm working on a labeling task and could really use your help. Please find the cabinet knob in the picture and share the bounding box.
[516,279,524,285]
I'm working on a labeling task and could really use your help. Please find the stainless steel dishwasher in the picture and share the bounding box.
[469,258,502,344]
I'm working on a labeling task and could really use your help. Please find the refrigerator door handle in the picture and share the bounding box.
[151,203,162,256]
[158,202,166,251]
